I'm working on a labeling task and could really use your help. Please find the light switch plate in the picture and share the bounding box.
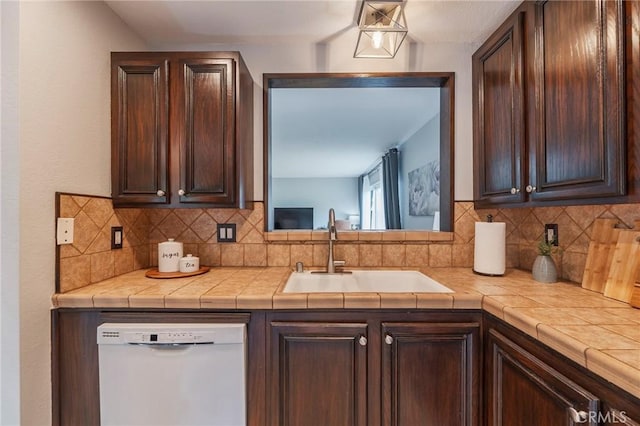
[217,223,236,242]
[545,223,559,246]
[111,226,123,249]
[57,218,74,245]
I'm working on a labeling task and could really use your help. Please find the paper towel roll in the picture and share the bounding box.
[473,222,506,276]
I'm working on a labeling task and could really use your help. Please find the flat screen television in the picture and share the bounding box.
[274,208,313,230]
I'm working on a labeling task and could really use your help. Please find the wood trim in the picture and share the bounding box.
[237,53,255,207]
[51,310,60,426]
[626,0,640,200]
[263,72,456,233]
[264,72,452,88]
[247,312,267,426]
[262,74,272,231]
[55,194,61,293]
[439,75,455,232]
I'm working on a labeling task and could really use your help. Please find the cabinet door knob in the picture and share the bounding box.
[178,189,186,196]
[568,407,588,423]
[384,335,393,345]
[358,336,367,346]
[525,185,537,193]
[510,187,520,195]
[156,190,165,197]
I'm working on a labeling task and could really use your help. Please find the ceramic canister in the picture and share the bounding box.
[158,238,183,273]
[179,254,200,273]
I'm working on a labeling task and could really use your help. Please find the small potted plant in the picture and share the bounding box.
[532,239,559,283]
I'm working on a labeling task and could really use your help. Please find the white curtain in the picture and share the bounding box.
[360,165,386,230]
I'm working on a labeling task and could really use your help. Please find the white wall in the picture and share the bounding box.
[1,1,21,424]
[399,114,441,230]
[18,2,146,424]
[272,177,359,229]
[154,40,477,202]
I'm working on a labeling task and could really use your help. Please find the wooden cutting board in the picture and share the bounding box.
[629,249,640,309]
[603,230,640,303]
[630,273,640,309]
[581,218,621,292]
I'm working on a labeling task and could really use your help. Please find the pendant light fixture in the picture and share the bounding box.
[354,0,408,58]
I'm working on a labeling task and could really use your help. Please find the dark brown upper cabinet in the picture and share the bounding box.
[474,0,627,208]
[473,11,526,205]
[111,52,253,208]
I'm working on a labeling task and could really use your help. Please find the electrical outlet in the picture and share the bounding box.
[111,226,123,249]
[545,223,559,246]
[56,218,75,245]
[217,223,236,243]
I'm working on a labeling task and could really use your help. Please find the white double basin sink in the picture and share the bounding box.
[283,270,453,294]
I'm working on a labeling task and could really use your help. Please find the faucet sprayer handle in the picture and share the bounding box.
[328,208,337,240]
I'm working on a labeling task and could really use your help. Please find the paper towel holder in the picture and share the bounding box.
[472,215,506,277]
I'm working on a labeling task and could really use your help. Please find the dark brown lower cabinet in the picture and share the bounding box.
[487,328,599,425]
[381,322,480,426]
[53,309,640,426]
[267,321,368,426]
[484,314,640,426]
[266,312,481,426]
[52,309,101,426]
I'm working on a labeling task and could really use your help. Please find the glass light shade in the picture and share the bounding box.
[354,1,408,58]
[354,29,408,58]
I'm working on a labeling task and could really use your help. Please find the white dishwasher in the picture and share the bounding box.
[97,323,246,426]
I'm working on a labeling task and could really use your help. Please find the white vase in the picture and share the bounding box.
[532,255,557,283]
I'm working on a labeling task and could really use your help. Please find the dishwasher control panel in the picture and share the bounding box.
[97,323,246,345]
[126,331,214,344]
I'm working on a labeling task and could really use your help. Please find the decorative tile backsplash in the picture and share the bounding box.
[57,194,150,292]
[56,193,639,292]
[472,202,640,283]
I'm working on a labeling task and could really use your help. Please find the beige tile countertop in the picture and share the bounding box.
[52,266,640,398]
